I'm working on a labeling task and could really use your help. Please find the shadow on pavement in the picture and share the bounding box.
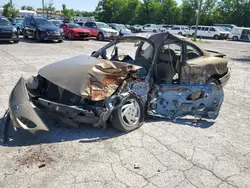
[0,115,122,147]
[148,117,215,129]
[231,57,250,63]
[0,113,215,147]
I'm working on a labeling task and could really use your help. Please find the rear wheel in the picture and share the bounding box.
[97,32,104,41]
[232,36,238,41]
[58,39,63,43]
[153,29,157,33]
[213,35,219,40]
[13,40,19,43]
[111,94,144,132]
[178,32,183,35]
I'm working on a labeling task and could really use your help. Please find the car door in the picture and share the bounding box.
[29,18,36,37]
[208,27,216,38]
[148,39,224,120]
[203,27,209,37]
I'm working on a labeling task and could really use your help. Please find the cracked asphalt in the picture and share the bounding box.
[0,37,250,188]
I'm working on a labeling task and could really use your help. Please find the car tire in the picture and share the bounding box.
[232,36,238,41]
[58,40,63,43]
[153,29,157,33]
[68,32,72,40]
[178,32,183,35]
[97,32,104,41]
[23,30,28,39]
[35,31,41,42]
[111,94,144,132]
[17,28,20,35]
[13,40,19,43]
[213,35,219,40]
[206,77,222,91]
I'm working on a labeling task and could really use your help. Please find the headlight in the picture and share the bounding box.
[12,28,17,32]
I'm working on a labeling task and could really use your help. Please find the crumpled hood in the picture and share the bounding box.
[38,55,141,101]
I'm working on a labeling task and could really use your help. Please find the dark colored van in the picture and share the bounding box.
[22,16,64,42]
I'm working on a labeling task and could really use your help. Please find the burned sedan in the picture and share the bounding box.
[4,33,230,138]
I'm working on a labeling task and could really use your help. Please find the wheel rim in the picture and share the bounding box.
[120,99,140,127]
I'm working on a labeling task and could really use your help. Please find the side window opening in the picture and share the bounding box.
[186,44,202,60]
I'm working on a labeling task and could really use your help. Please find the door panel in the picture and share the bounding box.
[148,84,224,119]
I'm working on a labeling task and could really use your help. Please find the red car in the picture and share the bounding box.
[60,23,90,40]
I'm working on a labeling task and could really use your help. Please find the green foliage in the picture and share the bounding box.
[62,4,72,20]
[21,5,34,10]
[3,1,18,18]
[95,0,250,26]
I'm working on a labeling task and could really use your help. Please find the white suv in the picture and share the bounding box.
[142,24,157,32]
[189,26,228,39]
[168,26,189,36]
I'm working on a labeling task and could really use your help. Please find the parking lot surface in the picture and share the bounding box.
[0,38,250,188]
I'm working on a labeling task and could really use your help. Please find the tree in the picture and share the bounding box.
[44,0,55,18]
[21,5,34,10]
[62,4,72,20]
[3,1,18,18]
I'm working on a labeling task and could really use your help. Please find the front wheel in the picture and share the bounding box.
[58,39,63,43]
[178,32,183,35]
[23,30,28,38]
[68,32,72,40]
[213,35,219,40]
[35,31,41,42]
[111,94,144,132]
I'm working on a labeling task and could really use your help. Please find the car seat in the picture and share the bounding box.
[154,49,176,84]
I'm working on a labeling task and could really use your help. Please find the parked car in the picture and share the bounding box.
[3,33,230,141]
[0,16,19,43]
[126,25,140,33]
[142,24,157,32]
[60,23,90,40]
[49,19,63,26]
[76,21,85,26]
[109,23,132,36]
[22,16,64,42]
[11,17,23,34]
[84,21,119,41]
[168,26,189,36]
[229,26,250,41]
[189,26,228,39]
[159,25,173,32]
[134,24,143,32]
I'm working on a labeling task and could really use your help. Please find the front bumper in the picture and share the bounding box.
[219,70,231,87]
[0,32,19,41]
[8,77,114,134]
[41,31,64,41]
[8,77,49,134]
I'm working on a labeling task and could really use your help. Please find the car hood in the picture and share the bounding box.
[100,28,118,33]
[71,28,90,32]
[0,25,13,31]
[38,55,141,101]
[38,25,59,31]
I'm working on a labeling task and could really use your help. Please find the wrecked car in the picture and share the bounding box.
[4,33,230,138]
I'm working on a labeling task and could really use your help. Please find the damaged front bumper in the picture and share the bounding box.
[8,77,49,134]
[7,77,118,135]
